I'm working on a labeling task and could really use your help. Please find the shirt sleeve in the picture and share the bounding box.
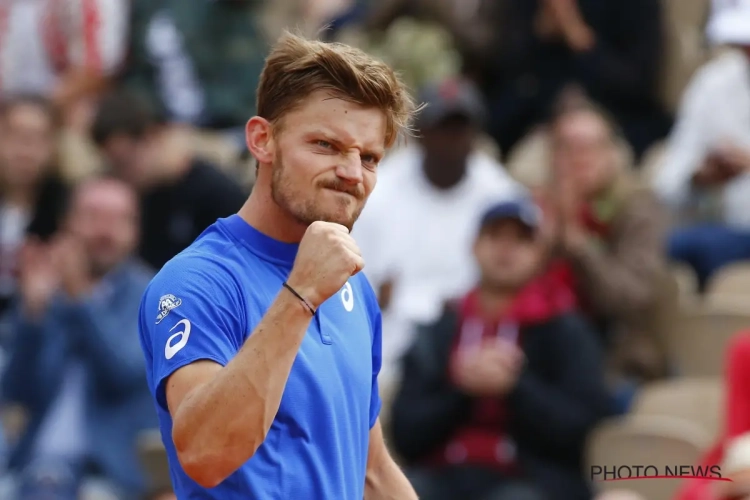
[652,65,715,209]
[140,255,245,410]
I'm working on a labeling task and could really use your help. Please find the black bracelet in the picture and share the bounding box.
[282,282,316,315]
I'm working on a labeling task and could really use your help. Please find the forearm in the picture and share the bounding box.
[365,454,417,500]
[172,290,312,486]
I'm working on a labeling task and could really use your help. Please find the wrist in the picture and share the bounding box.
[279,282,318,316]
[284,277,323,310]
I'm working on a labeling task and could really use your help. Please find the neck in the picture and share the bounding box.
[422,157,466,190]
[238,175,307,244]
[476,284,514,319]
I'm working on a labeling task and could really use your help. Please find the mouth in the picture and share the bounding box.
[323,187,358,199]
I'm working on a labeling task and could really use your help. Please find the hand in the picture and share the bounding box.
[543,0,595,52]
[714,142,750,174]
[18,239,61,317]
[53,236,93,299]
[554,174,588,251]
[453,341,524,397]
[287,221,365,309]
[692,154,738,187]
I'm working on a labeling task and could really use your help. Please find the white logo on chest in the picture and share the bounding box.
[341,282,354,312]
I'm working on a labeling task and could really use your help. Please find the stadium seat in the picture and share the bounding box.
[586,415,711,500]
[706,261,750,298]
[666,303,750,377]
[670,263,700,301]
[630,377,723,442]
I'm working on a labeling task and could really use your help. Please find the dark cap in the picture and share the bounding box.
[417,77,487,130]
[479,198,542,232]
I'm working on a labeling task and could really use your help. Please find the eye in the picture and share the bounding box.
[316,140,333,149]
[361,154,380,167]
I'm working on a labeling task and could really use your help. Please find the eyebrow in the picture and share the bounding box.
[314,130,384,159]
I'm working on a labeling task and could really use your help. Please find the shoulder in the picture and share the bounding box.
[183,160,244,194]
[467,152,525,197]
[688,51,748,95]
[142,250,245,322]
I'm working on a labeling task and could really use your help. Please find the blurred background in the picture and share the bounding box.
[1,0,750,498]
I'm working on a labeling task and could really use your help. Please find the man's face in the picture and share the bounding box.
[0,103,55,190]
[552,111,617,198]
[101,133,158,188]
[67,181,139,277]
[420,114,475,170]
[268,91,386,231]
[474,219,542,291]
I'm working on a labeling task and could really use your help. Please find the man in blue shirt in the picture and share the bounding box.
[138,32,419,498]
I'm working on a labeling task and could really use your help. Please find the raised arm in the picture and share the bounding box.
[167,290,314,487]
[143,221,363,488]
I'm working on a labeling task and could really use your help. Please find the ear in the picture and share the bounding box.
[245,116,274,165]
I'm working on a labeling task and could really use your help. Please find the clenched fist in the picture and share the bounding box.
[286,221,365,309]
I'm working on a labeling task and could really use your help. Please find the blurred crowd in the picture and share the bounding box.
[1,0,750,499]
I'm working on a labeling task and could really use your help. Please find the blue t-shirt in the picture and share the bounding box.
[138,215,382,499]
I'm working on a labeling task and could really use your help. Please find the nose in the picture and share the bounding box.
[335,152,364,184]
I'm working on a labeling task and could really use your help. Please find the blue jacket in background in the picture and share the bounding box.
[1,260,158,495]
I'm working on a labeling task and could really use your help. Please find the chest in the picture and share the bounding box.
[242,267,375,424]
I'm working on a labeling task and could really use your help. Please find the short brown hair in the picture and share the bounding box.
[256,32,417,148]
[549,96,623,141]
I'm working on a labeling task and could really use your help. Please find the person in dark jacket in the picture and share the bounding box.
[90,90,247,270]
[0,94,69,324]
[2,177,157,499]
[391,197,615,500]
[484,0,670,159]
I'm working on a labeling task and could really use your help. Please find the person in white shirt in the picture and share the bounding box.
[652,0,750,290]
[0,0,128,102]
[352,77,524,390]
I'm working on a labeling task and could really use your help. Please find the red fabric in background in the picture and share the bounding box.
[427,263,578,472]
[675,333,750,500]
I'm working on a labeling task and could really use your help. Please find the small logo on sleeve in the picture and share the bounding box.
[156,294,182,324]
[341,282,354,312]
[165,319,192,360]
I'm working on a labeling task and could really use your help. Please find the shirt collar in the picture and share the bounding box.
[220,214,299,266]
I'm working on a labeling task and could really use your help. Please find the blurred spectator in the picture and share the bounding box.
[352,77,522,389]
[121,0,266,136]
[1,177,156,499]
[360,0,502,80]
[653,0,750,291]
[0,0,127,111]
[544,99,672,391]
[390,198,613,500]
[91,90,247,270]
[484,0,670,159]
[676,333,750,500]
[0,95,68,323]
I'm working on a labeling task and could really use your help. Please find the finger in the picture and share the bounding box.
[337,233,362,256]
[346,249,365,276]
[321,221,350,234]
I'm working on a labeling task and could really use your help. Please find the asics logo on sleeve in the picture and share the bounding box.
[341,282,354,312]
[165,319,192,360]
